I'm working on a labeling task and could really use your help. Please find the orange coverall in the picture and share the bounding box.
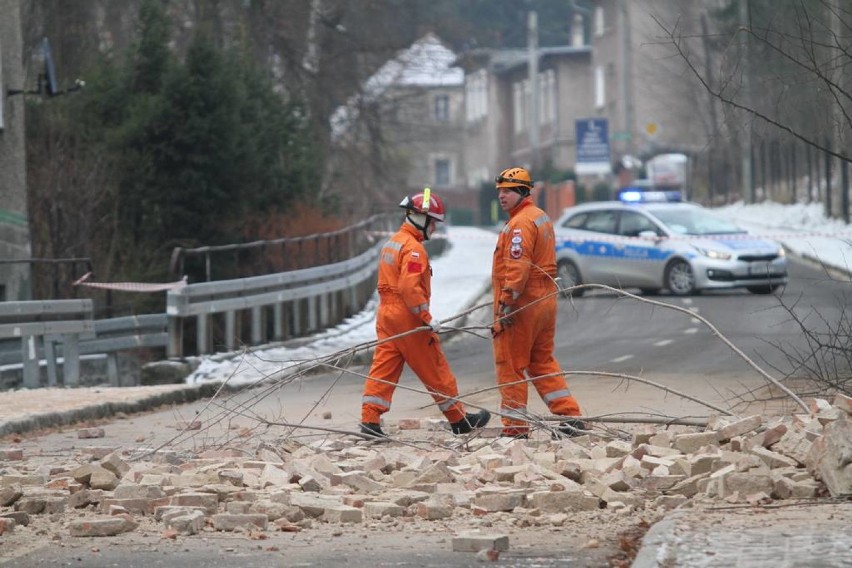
[492,197,582,436]
[361,222,467,425]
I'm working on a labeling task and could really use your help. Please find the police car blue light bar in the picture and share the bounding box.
[618,189,682,203]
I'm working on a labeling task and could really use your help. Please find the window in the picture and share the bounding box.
[433,94,449,122]
[434,158,451,187]
[594,6,605,37]
[540,70,556,125]
[618,211,660,237]
[465,70,488,123]
[513,82,524,133]
[572,14,585,46]
[594,66,605,109]
[566,211,616,234]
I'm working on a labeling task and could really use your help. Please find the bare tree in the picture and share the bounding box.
[657,0,852,207]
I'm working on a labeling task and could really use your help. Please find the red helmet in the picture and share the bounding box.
[399,189,446,222]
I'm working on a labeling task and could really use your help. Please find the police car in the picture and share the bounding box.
[553,191,788,296]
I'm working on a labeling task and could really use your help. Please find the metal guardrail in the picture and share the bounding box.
[0,307,168,389]
[1,213,401,386]
[0,299,95,388]
[166,239,385,357]
[169,213,395,282]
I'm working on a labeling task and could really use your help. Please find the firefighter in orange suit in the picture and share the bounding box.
[491,167,585,438]
[360,189,491,438]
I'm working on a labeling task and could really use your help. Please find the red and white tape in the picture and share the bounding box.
[370,229,852,243]
[73,272,187,293]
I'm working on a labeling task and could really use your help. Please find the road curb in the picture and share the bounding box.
[0,382,222,437]
[630,510,684,568]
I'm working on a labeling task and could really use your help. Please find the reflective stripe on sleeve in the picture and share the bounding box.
[534,214,550,227]
[409,303,428,315]
[437,397,458,412]
[385,241,403,251]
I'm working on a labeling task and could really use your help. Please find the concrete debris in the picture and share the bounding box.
[1,396,850,553]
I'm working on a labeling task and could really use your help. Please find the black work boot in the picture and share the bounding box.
[553,418,588,439]
[359,422,386,438]
[450,409,491,435]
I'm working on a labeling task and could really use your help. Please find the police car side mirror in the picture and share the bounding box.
[638,230,659,240]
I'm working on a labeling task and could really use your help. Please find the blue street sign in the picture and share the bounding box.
[575,118,612,175]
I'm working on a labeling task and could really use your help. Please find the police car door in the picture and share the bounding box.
[573,209,620,285]
[612,210,666,288]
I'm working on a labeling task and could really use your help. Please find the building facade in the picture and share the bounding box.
[589,0,711,190]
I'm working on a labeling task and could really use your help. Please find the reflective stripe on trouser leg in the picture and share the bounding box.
[361,322,405,423]
[526,292,583,416]
[407,339,465,424]
[362,395,391,408]
[374,304,465,424]
[493,320,532,431]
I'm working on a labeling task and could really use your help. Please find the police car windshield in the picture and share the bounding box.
[650,208,744,236]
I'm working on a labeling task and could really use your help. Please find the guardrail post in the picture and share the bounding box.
[273,303,284,341]
[291,300,302,337]
[107,353,120,386]
[197,314,210,355]
[168,316,183,358]
[21,336,40,388]
[307,297,318,331]
[251,306,263,345]
[319,294,329,328]
[44,337,59,386]
[225,310,238,351]
[62,333,81,386]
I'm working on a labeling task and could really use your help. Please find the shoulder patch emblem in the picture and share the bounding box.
[509,245,523,259]
[511,236,522,244]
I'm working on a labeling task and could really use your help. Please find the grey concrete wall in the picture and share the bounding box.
[0,0,32,300]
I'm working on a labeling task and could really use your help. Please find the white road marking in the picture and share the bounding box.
[609,354,634,363]
[684,328,699,334]
[654,339,674,347]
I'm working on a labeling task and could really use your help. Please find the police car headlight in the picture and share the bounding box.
[693,245,731,260]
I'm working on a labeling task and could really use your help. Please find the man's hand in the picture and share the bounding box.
[428,319,443,333]
[497,302,514,327]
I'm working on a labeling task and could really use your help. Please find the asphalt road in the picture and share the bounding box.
[5,255,847,567]
[25,255,842,459]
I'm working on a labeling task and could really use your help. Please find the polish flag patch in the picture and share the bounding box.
[407,261,423,273]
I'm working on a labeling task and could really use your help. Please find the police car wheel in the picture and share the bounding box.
[557,260,584,298]
[665,259,696,296]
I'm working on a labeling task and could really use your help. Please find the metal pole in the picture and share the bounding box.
[739,0,753,203]
[528,11,540,173]
[825,137,833,218]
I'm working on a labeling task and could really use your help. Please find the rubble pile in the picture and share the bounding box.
[0,395,849,548]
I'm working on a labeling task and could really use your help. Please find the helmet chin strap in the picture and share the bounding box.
[406,214,432,240]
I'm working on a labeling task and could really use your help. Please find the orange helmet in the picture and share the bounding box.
[399,188,446,222]
[495,167,533,191]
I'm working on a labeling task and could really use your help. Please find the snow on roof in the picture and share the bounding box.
[364,32,463,93]
[330,33,462,139]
